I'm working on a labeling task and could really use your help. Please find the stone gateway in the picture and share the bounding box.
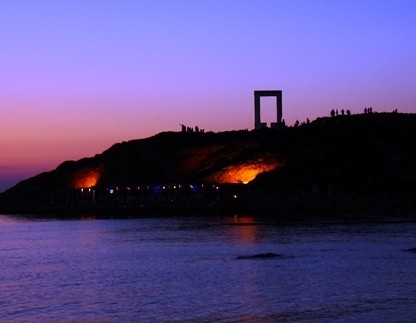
[254,90,282,129]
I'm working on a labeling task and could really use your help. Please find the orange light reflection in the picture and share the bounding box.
[229,216,257,245]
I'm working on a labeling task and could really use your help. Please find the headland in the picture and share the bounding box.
[1,112,416,222]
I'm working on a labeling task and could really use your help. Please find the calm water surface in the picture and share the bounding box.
[1,215,416,322]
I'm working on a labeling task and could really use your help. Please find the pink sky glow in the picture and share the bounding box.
[1,0,416,192]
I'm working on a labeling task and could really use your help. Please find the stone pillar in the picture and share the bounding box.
[254,92,261,129]
[276,91,282,125]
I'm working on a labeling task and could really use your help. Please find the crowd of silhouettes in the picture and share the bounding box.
[180,124,205,133]
[330,109,351,117]
[180,105,400,133]
[284,105,400,128]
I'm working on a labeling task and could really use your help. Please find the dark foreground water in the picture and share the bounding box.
[1,215,416,322]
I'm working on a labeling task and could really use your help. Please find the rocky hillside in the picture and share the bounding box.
[1,112,416,218]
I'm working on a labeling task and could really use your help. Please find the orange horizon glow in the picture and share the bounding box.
[1,1,415,195]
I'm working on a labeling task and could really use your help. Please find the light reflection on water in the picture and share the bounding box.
[1,215,416,322]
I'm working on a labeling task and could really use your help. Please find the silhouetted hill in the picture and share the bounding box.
[1,112,416,220]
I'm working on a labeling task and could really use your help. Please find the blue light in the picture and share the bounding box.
[151,186,161,194]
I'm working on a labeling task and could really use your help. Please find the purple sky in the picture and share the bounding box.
[1,0,416,192]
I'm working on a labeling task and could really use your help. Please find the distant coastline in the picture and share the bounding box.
[1,112,416,222]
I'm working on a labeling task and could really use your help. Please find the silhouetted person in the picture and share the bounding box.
[306,118,310,124]
[195,126,199,133]
[341,109,345,115]
[336,109,339,116]
[330,109,335,117]
[364,108,367,114]
[346,110,351,116]
[294,120,299,127]
[180,124,186,132]
[281,119,286,127]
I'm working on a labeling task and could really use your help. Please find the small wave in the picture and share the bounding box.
[403,247,416,253]
[236,252,281,260]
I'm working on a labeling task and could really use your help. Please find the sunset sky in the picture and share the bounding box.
[1,0,416,192]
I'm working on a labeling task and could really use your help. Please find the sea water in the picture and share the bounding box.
[1,215,416,322]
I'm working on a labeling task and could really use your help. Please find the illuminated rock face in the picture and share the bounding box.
[71,166,104,188]
[204,157,280,184]
[70,157,280,188]
[66,136,283,188]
